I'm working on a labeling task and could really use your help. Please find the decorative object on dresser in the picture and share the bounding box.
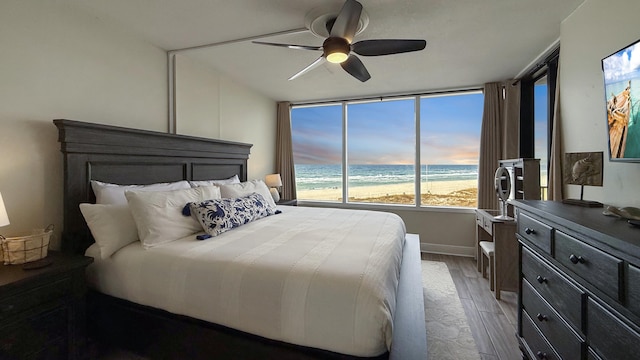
[562,151,604,208]
[498,158,540,216]
[0,251,93,359]
[494,166,512,220]
[264,173,282,202]
[512,200,640,360]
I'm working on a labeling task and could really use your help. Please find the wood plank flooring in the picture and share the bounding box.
[422,253,521,360]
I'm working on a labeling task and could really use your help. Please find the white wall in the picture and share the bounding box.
[174,55,277,180]
[175,54,221,139]
[0,0,277,249]
[0,0,167,249]
[560,0,640,207]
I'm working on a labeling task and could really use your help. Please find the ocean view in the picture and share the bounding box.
[295,164,478,190]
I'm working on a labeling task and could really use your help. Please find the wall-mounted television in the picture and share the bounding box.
[602,38,640,162]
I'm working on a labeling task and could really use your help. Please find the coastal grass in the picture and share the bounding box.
[343,188,478,207]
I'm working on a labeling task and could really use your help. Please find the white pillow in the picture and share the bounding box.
[79,203,138,259]
[91,180,191,205]
[189,174,240,188]
[125,186,221,249]
[219,180,277,211]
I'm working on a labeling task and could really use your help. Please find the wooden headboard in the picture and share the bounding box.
[55,119,252,255]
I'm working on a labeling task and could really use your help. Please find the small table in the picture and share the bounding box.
[475,209,518,299]
[0,251,93,359]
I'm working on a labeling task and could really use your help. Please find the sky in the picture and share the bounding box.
[603,40,640,84]
[291,92,485,165]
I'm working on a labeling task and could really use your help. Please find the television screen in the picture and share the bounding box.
[602,38,640,161]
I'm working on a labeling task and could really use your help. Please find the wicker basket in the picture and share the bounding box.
[0,224,53,265]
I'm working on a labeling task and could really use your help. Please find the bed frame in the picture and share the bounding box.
[55,119,427,360]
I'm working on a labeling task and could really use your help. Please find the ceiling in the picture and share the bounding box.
[61,0,585,103]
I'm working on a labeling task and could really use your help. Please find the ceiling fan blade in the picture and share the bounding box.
[352,39,427,56]
[252,41,322,51]
[330,0,363,43]
[340,55,370,82]
[289,56,326,81]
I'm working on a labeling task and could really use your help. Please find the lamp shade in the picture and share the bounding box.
[0,192,10,227]
[265,174,283,188]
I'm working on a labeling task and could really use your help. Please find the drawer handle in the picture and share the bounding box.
[536,313,548,322]
[536,275,548,284]
[525,227,536,235]
[569,254,585,264]
[536,351,548,359]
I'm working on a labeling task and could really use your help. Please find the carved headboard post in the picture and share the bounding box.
[54,119,252,254]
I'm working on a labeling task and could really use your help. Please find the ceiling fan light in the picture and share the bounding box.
[323,37,351,64]
[327,52,349,63]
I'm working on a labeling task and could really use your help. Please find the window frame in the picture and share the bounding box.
[290,89,483,209]
[519,48,559,193]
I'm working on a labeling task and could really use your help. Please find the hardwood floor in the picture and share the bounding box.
[422,253,521,360]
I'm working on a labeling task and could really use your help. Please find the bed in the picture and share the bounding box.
[55,119,427,359]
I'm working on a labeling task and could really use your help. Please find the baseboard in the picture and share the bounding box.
[420,242,476,258]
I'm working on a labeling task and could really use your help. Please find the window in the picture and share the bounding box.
[291,104,343,202]
[534,76,549,200]
[291,91,484,208]
[347,99,416,205]
[420,93,483,207]
[520,48,558,200]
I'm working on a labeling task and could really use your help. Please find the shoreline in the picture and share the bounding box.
[297,179,477,201]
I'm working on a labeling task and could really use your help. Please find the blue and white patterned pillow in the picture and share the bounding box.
[186,193,275,237]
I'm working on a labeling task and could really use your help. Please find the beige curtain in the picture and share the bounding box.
[275,101,297,200]
[503,80,521,159]
[548,73,563,201]
[478,82,505,210]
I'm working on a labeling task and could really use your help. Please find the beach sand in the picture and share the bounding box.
[297,179,478,207]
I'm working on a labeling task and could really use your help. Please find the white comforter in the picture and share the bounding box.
[85,206,406,356]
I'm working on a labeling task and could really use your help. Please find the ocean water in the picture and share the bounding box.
[295,164,478,191]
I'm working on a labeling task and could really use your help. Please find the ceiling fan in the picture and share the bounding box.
[253,0,427,82]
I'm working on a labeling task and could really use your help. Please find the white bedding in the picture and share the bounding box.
[85,206,406,357]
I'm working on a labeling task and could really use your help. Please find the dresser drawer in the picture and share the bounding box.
[554,231,622,301]
[518,213,552,254]
[521,311,561,360]
[587,298,640,360]
[0,277,72,321]
[587,347,603,360]
[522,280,584,358]
[625,263,640,318]
[521,246,585,331]
[0,306,68,357]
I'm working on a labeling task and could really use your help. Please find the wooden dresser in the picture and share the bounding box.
[512,200,640,360]
[0,251,93,359]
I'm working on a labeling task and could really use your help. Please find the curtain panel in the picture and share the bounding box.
[477,81,520,210]
[275,101,297,201]
[548,72,563,201]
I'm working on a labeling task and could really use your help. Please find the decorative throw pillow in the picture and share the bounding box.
[125,186,221,249]
[189,174,240,188]
[219,179,277,211]
[187,193,275,237]
[91,180,191,205]
[79,203,138,259]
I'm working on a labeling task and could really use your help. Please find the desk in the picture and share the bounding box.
[475,209,518,299]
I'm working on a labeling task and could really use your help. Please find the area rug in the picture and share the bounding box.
[422,260,480,360]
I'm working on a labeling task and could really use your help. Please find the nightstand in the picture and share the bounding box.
[276,199,297,206]
[0,251,93,359]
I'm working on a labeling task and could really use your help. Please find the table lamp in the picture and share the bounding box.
[265,174,283,203]
[0,192,9,228]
